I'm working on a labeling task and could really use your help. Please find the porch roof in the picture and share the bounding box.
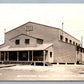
[0,43,52,51]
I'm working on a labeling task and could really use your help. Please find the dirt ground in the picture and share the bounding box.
[0,64,84,81]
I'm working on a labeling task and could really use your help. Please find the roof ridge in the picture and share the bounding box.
[5,21,80,42]
[28,21,81,42]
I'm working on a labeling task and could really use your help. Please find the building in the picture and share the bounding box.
[0,21,83,65]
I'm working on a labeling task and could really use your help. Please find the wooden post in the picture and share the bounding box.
[7,52,9,61]
[43,50,45,66]
[17,51,19,62]
[82,49,83,63]
[28,51,29,62]
[0,52,1,61]
[4,51,6,61]
[32,51,33,61]
[34,61,36,66]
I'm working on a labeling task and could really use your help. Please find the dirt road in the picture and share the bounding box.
[0,64,84,81]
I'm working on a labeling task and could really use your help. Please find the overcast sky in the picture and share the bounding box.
[0,4,84,47]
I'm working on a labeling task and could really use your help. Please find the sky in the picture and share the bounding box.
[0,4,84,47]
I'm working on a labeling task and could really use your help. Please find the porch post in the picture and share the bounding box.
[32,51,33,61]
[0,51,1,61]
[82,49,83,63]
[43,50,46,66]
[17,51,19,62]
[28,51,29,62]
[7,51,9,61]
[4,51,6,61]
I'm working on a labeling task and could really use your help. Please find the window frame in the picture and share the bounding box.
[60,35,63,41]
[69,40,72,44]
[73,41,75,45]
[65,38,68,43]
[25,26,33,31]
[37,39,43,44]
[25,39,30,44]
[76,43,78,46]
[15,39,20,45]
[50,52,52,58]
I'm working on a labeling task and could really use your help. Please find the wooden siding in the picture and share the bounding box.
[5,22,59,47]
[53,41,76,63]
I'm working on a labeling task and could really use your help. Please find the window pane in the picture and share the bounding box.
[15,39,20,45]
[65,38,68,43]
[25,39,30,44]
[60,35,63,41]
[25,26,33,31]
[69,40,72,44]
[37,39,43,44]
[76,43,77,46]
[73,42,75,45]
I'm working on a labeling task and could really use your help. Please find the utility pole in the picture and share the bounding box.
[81,36,83,48]
[62,22,64,36]
[4,28,6,42]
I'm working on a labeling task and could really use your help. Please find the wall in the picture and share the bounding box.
[5,22,59,47]
[82,52,84,63]
[59,30,81,46]
[46,45,54,63]
[53,41,77,63]
[9,34,37,48]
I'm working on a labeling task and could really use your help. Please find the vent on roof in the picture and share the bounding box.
[25,26,33,31]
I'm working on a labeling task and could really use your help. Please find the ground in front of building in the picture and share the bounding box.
[0,64,84,81]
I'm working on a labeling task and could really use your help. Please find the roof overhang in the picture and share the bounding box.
[0,43,52,51]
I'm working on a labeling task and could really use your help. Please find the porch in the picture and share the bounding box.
[0,43,53,65]
[0,50,47,65]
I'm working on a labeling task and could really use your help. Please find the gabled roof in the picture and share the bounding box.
[5,21,59,34]
[9,33,42,40]
[5,21,80,42]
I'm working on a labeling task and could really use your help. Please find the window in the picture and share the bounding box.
[50,52,52,57]
[78,44,80,47]
[15,39,20,45]
[25,26,33,31]
[69,40,72,44]
[37,39,43,44]
[73,42,75,45]
[76,43,78,46]
[60,35,63,41]
[25,39,30,44]
[65,38,68,43]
